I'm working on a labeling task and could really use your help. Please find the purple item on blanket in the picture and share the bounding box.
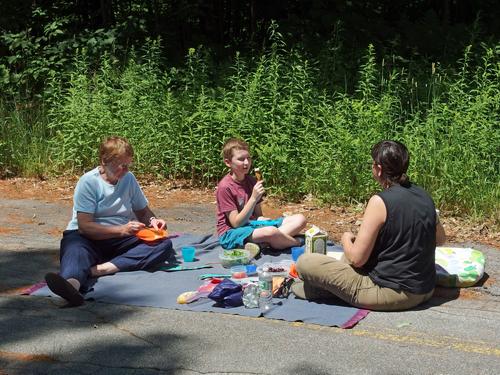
[26,233,369,328]
[207,278,243,307]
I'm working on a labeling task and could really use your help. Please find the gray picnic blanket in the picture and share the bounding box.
[30,234,369,328]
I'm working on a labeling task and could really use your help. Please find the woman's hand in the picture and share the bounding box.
[341,232,356,246]
[78,212,140,240]
[122,221,145,236]
[149,217,166,231]
[134,206,167,231]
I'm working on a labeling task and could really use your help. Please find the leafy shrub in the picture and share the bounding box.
[1,32,498,222]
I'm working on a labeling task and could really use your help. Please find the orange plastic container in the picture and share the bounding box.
[136,228,168,242]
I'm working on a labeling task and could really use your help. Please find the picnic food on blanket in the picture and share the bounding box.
[244,242,261,259]
[254,167,262,181]
[289,263,299,278]
[230,265,248,279]
[435,247,486,287]
[219,249,251,268]
[272,276,285,295]
[305,226,327,254]
[136,228,168,242]
[177,291,199,304]
[257,261,291,292]
[177,279,222,304]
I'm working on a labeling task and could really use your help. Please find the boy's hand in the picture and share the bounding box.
[251,181,265,201]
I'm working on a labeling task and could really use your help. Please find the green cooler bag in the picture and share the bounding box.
[435,247,486,287]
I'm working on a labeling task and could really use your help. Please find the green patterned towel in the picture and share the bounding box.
[435,247,486,287]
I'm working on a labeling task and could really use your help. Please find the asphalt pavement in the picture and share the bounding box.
[0,197,499,374]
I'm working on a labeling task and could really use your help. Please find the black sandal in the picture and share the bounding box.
[44,272,84,306]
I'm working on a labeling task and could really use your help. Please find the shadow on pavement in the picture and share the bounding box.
[0,247,191,373]
[0,248,59,294]
[288,363,332,375]
[0,296,188,373]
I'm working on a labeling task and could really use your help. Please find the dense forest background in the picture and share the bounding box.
[0,1,499,220]
[2,1,500,95]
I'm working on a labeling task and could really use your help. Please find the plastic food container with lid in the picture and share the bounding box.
[219,249,251,268]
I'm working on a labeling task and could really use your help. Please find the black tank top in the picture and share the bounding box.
[364,183,437,294]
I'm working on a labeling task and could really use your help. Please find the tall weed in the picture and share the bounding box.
[0,99,51,176]
[1,34,498,222]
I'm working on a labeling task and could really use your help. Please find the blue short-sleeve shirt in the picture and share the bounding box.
[66,167,148,230]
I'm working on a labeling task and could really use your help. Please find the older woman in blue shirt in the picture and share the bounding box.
[45,136,172,306]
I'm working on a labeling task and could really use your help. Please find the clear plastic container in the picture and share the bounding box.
[242,283,259,308]
[257,262,290,282]
[230,265,247,279]
[219,249,251,268]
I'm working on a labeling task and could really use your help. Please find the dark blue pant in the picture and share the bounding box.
[59,230,172,290]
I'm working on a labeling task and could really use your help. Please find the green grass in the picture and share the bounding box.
[0,99,51,177]
[1,40,498,222]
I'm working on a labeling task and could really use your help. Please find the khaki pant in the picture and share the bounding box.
[294,253,434,311]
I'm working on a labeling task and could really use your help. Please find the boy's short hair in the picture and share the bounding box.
[222,138,249,160]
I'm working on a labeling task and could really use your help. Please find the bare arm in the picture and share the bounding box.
[341,195,386,268]
[227,181,264,228]
[77,212,144,240]
[435,214,446,246]
[253,203,265,219]
[134,206,166,230]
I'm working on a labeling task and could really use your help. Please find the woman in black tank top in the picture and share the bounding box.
[293,141,446,311]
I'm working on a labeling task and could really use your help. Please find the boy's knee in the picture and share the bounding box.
[261,226,280,239]
[295,214,307,228]
[284,214,307,230]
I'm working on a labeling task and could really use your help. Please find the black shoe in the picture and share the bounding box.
[45,272,84,306]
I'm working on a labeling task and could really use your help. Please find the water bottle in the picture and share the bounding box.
[258,265,274,312]
[258,268,272,293]
[258,289,273,312]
